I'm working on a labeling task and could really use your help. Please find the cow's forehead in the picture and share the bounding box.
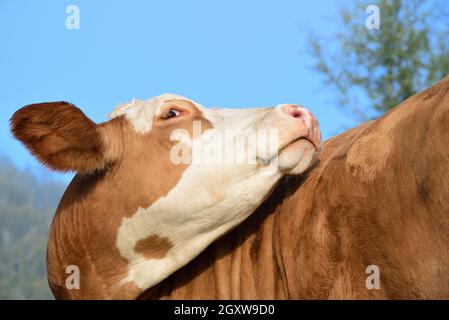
[108,94,273,135]
[108,93,206,133]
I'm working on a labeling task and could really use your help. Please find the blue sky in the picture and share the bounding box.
[0,0,356,182]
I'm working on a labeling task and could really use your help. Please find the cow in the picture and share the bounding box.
[10,94,321,299]
[11,75,449,300]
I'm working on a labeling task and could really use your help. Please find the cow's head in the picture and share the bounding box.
[10,94,321,296]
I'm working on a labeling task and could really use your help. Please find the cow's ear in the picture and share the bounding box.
[10,101,112,174]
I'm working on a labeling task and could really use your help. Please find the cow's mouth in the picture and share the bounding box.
[257,136,316,168]
[276,137,317,174]
[282,136,316,152]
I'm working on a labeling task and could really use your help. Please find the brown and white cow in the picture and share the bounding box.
[10,94,321,299]
[11,75,449,299]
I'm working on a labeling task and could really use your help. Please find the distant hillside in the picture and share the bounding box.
[0,158,66,299]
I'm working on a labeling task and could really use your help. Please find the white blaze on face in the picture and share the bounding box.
[112,94,318,292]
[109,93,205,132]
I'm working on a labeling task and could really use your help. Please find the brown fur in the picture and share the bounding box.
[10,102,108,174]
[134,235,173,259]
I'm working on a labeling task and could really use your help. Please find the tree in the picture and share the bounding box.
[309,0,449,121]
[0,158,65,299]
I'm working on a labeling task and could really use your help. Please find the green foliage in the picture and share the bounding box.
[0,158,65,299]
[309,0,449,119]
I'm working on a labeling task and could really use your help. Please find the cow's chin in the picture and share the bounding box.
[277,139,317,175]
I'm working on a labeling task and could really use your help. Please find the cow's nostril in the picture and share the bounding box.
[282,104,304,119]
[291,110,302,118]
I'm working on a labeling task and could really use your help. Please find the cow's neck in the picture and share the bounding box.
[115,165,283,296]
[136,170,317,299]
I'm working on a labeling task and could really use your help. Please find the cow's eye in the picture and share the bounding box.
[161,109,181,120]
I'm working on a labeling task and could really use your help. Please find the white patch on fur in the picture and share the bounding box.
[116,163,281,290]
